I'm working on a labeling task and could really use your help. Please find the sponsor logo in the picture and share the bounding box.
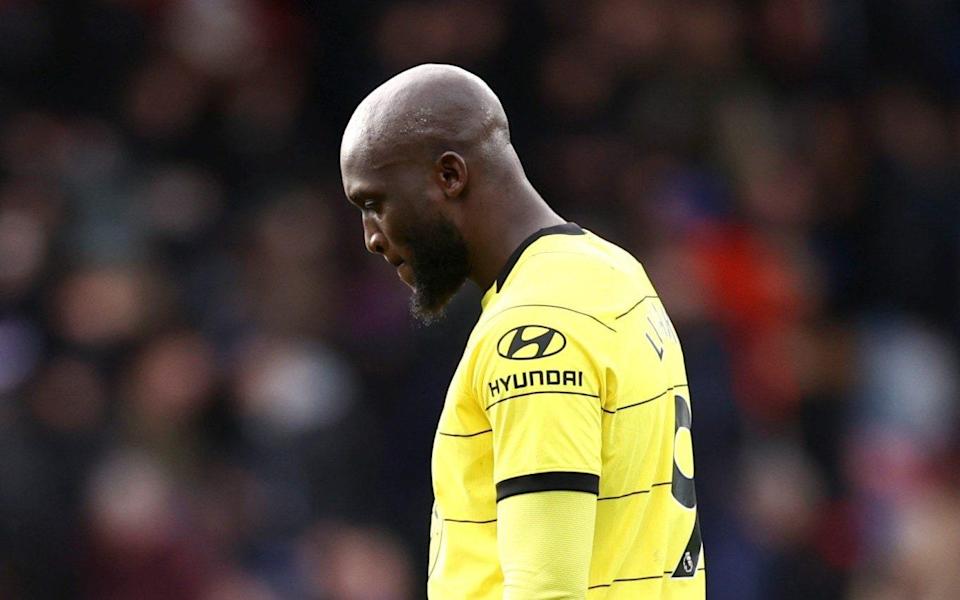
[488,369,584,398]
[497,325,566,360]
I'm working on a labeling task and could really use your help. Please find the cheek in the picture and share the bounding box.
[379,208,416,250]
[386,200,429,245]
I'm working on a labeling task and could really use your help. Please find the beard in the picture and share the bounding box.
[401,212,470,325]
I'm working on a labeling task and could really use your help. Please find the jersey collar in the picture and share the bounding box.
[483,222,585,303]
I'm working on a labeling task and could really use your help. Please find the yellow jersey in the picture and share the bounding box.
[428,223,705,599]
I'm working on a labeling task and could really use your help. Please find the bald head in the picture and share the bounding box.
[340,64,561,310]
[341,64,511,169]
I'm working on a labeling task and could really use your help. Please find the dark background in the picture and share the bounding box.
[0,1,959,598]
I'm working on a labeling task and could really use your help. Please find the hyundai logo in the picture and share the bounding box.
[497,325,567,360]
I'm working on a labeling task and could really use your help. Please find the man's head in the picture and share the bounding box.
[340,64,511,323]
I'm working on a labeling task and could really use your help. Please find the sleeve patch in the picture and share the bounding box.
[497,325,567,360]
[486,369,586,404]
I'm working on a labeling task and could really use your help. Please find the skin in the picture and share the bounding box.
[340,63,564,322]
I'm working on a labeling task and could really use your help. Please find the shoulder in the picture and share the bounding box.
[468,252,625,373]
[493,232,654,325]
[465,294,613,406]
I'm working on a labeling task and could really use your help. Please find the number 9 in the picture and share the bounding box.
[670,394,702,578]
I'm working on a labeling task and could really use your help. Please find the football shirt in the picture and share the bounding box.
[428,223,705,599]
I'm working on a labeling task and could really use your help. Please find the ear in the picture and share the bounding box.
[435,151,468,199]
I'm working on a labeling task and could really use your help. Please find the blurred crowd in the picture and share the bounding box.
[0,1,958,599]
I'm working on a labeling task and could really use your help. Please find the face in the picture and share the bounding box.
[342,153,470,324]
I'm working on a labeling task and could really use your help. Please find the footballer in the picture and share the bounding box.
[340,64,705,599]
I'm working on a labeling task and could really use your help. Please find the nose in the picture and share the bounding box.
[363,216,386,255]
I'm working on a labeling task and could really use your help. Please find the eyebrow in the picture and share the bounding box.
[350,185,381,198]
[346,186,381,205]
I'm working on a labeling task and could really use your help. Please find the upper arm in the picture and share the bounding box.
[471,308,610,500]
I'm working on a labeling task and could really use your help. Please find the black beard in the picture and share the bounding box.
[402,213,470,325]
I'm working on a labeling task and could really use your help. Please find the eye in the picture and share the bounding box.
[362,198,382,213]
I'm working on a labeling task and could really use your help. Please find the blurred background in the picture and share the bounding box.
[0,0,958,598]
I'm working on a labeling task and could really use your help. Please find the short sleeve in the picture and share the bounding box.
[471,309,606,502]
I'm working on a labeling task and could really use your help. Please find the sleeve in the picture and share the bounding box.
[498,490,596,599]
[472,309,605,500]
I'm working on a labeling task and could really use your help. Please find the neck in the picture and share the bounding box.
[464,178,564,291]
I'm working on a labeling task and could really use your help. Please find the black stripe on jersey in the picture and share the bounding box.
[493,303,616,333]
[496,471,599,502]
[614,295,659,320]
[495,223,585,292]
[438,428,492,438]
[588,574,662,589]
[616,383,688,412]
[443,517,497,524]
[597,480,671,501]
[485,389,600,411]
[587,567,705,590]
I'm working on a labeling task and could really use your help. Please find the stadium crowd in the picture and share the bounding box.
[0,1,958,598]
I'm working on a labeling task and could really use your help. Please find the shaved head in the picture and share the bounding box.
[341,64,511,171]
[340,64,561,323]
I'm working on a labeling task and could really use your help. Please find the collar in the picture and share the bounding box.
[493,222,585,293]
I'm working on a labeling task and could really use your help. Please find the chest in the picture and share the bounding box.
[430,354,497,519]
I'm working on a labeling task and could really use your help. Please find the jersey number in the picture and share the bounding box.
[670,393,702,578]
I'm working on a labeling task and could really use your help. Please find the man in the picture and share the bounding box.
[340,64,704,599]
